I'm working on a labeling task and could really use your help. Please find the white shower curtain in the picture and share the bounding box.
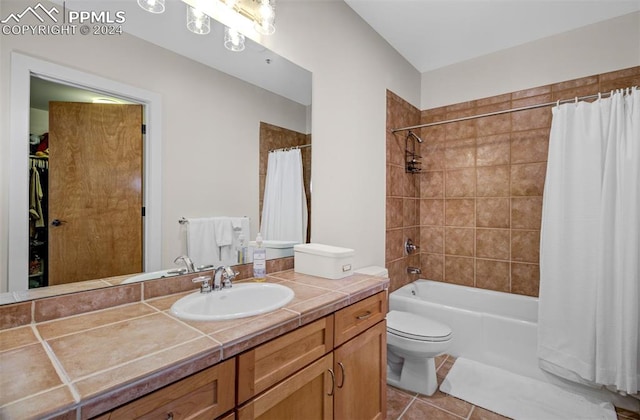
[261,149,308,244]
[539,87,640,395]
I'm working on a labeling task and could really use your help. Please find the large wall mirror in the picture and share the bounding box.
[4,0,312,300]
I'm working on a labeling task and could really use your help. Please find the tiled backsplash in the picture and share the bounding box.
[0,257,294,330]
[387,66,640,295]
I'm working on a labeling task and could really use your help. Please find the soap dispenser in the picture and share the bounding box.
[253,232,266,281]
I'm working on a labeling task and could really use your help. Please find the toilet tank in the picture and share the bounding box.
[354,266,389,277]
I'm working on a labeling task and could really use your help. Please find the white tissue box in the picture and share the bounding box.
[294,243,355,279]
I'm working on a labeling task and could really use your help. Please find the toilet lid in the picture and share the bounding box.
[386,310,452,342]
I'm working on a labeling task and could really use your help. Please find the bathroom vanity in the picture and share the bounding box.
[0,270,388,419]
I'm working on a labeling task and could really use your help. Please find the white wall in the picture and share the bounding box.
[29,108,49,136]
[421,12,640,109]
[0,1,309,292]
[264,1,421,270]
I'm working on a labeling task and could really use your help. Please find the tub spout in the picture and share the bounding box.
[407,267,421,274]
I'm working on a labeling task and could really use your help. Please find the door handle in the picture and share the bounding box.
[51,219,66,227]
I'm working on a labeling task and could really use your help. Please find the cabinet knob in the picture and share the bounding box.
[51,219,66,227]
[166,412,174,420]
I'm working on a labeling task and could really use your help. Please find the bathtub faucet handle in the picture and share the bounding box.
[405,238,419,254]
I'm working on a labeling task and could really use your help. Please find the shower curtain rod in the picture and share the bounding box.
[391,90,617,133]
[269,143,311,153]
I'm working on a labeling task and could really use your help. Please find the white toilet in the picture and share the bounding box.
[354,266,453,396]
[386,310,452,396]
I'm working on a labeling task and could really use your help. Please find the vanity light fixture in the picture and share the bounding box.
[138,0,275,52]
[186,5,211,35]
[224,26,246,52]
[137,0,165,14]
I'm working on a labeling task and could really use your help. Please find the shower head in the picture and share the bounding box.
[408,130,423,143]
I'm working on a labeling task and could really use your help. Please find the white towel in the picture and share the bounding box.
[186,217,251,267]
[213,217,234,264]
[186,218,218,267]
[213,217,233,246]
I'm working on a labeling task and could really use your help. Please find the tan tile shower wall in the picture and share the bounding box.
[386,66,640,296]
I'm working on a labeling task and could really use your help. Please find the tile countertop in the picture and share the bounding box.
[0,270,389,419]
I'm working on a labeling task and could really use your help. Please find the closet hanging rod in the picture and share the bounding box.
[391,90,619,133]
[269,143,311,153]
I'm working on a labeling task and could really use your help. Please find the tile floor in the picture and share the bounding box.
[387,355,640,420]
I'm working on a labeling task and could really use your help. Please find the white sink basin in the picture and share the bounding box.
[170,283,295,321]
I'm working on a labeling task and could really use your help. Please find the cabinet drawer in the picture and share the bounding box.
[334,292,387,347]
[96,358,235,420]
[237,316,334,404]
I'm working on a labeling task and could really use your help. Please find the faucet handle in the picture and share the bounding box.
[405,238,419,255]
[192,275,212,293]
[222,267,238,289]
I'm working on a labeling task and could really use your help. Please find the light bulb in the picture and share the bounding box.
[255,0,275,35]
[224,27,245,52]
[137,0,165,14]
[186,5,210,35]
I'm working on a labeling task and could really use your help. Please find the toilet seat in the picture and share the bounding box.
[386,310,452,342]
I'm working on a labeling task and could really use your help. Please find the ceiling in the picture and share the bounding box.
[37,1,639,108]
[344,0,640,73]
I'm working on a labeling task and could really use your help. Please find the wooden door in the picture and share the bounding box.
[334,321,387,420]
[48,102,143,285]
[237,353,334,420]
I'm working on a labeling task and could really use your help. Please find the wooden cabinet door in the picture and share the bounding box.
[334,321,387,420]
[48,102,143,285]
[237,353,334,420]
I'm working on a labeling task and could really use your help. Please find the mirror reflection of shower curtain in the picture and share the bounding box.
[261,149,308,244]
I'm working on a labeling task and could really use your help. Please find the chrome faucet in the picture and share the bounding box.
[192,275,213,293]
[174,255,196,273]
[407,266,422,275]
[213,266,238,291]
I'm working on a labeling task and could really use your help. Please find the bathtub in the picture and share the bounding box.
[390,279,639,411]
